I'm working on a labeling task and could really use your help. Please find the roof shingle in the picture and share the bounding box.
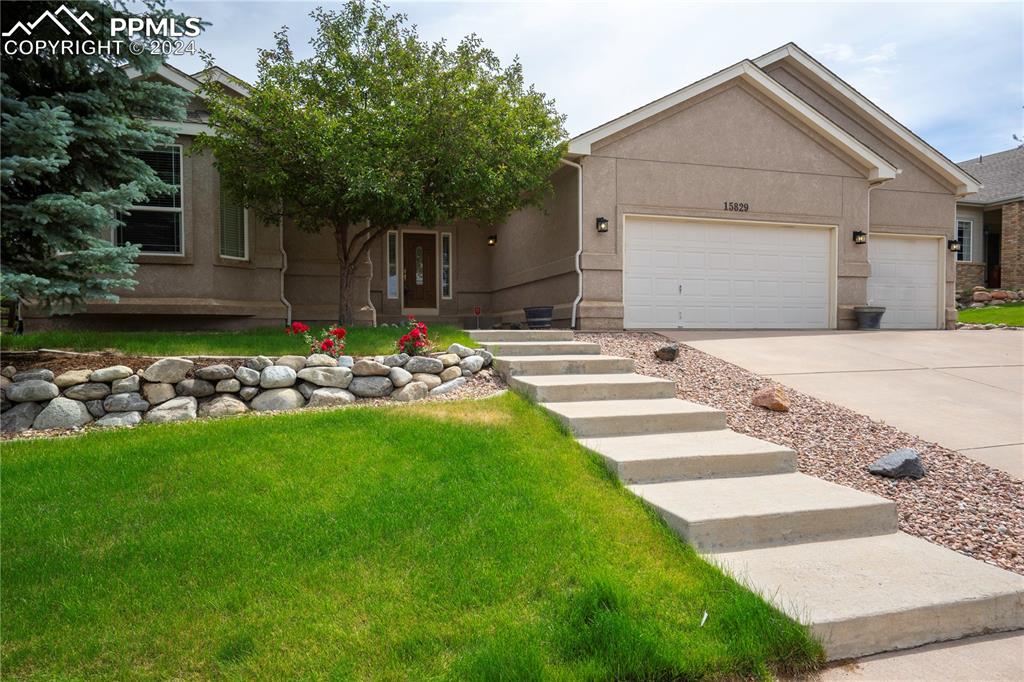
[957,147,1024,205]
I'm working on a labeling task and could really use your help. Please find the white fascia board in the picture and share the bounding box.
[755,44,981,196]
[193,67,252,98]
[568,60,897,182]
[149,119,213,136]
[125,63,203,94]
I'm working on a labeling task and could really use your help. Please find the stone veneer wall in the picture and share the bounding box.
[956,262,988,292]
[1002,201,1023,288]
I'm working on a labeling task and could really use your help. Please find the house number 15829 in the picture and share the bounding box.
[723,202,749,212]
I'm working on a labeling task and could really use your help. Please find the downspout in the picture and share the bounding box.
[560,158,583,329]
[278,210,292,326]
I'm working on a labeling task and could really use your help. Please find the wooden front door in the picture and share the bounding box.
[403,233,437,309]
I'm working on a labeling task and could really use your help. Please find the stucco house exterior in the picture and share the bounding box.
[954,147,1024,291]
[26,43,983,332]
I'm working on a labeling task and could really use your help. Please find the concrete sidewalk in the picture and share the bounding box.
[664,330,1024,479]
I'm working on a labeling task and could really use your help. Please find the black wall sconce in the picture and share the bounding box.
[947,239,962,252]
[852,230,868,244]
[487,235,497,246]
[596,217,609,233]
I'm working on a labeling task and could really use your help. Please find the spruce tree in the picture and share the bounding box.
[1,1,197,313]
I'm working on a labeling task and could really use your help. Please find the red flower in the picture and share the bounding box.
[410,328,421,339]
[329,327,347,339]
[414,340,426,348]
[288,321,309,335]
[407,314,416,321]
[320,338,335,351]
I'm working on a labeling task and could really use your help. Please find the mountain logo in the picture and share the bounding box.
[2,5,95,38]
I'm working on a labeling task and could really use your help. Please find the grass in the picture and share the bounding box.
[958,301,1024,326]
[0,393,823,679]
[0,324,476,357]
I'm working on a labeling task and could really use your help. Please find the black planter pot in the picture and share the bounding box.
[853,306,886,330]
[523,306,554,329]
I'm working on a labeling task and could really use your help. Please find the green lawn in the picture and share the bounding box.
[958,301,1024,326]
[0,324,475,357]
[0,393,822,679]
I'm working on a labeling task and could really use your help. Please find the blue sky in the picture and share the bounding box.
[170,1,1023,161]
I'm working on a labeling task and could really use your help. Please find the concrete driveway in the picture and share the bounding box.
[663,330,1024,479]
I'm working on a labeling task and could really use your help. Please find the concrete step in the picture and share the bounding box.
[712,532,1024,660]
[480,341,601,356]
[542,398,726,437]
[467,329,574,342]
[510,373,677,402]
[629,473,897,552]
[580,429,796,483]
[494,355,634,377]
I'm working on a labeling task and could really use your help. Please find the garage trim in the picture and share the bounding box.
[869,232,946,329]
[622,213,839,329]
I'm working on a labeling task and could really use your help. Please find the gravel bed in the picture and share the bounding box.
[577,331,1024,575]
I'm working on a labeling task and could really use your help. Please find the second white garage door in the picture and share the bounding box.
[624,217,832,329]
[867,235,941,329]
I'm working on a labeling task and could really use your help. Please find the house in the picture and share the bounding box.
[25,43,983,332]
[954,147,1023,291]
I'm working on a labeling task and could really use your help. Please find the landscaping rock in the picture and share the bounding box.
[96,411,142,428]
[389,366,413,388]
[145,396,197,423]
[335,356,354,368]
[260,365,296,388]
[250,387,305,412]
[244,355,273,371]
[142,382,176,405]
[462,368,473,377]
[64,382,110,401]
[176,378,215,398]
[89,365,133,383]
[1,366,16,378]
[86,400,106,418]
[54,369,92,389]
[7,379,58,402]
[438,353,461,367]
[751,385,791,412]
[429,377,467,396]
[234,366,261,386]
[305,353,338,367]
[111,375,141,394]
[474,349,493,366]
[459,355,485,373]
[405,356,443,374]
[239,386,259,401]
[412,373,442,390]
[275,355,307,372]
[352,359,390,376]
[1,402,42,433]
[215,378,241,393]
[142,357,194,383]
[973,291,992,302]
[869,448,926,480]
[383,353,409,367]
[196,364,235,381]
[33,397,92,430]
[448,343,475,358]
[655,343,679,361]
[439,366,462,382]
[14,368,55,383]
[103,392,149,413]
[392,381,428,402]
[348,376,393,398]
[307,387,356,408]
[296,366,353,388]
[991,290,1010,300]
[199,394,248,418]
[296,381,315,400]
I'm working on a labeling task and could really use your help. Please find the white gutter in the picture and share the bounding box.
[278,211,292,325]
[560,158,583,329]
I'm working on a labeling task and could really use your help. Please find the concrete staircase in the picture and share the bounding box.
[472,328,1024,661]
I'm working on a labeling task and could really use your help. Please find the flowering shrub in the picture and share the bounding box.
[285,321,347,358]
[397,315,430,356]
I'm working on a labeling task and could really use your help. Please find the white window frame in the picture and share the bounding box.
[386,230,399,299]
[219,191,249,261]
[956,219,973,262]
[440,232,453,299]
[120,144,185,256]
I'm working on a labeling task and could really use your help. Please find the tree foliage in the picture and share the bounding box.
[196,0,567,323]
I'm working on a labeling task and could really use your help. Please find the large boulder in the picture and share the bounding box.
[244,355,273,371]
[405,356,443,374]
[751,386,791,412]
[392,381,428,402]
[176,378,215,398]
[64,382,110,401]
[383,353,409,367]
[198,394,248,418]
[307,387,356,408]
[1,402,43,433]
[234,366,261,386]
[990,290,1010,300]
[335,356,354,368]
[13,368,54,383]
[103,392,149,413]
[388,366,413,388]
[348,376,394,398]
[474,349,493,366]
[142,382,176,405]
[296,366,353,388]
[195,364,235,381]
[447,343,475,358]
[459,355,485,373]
[305,353,338,367]
[260,365,296,389]
[54,369,91,389]
[352,359,390,377]
[250,388,305,412]
[142,357,194,383]
[7,380,58,402]
[429,377,467,396]
[111,375,141,394]
[95,411,142,428]
[33,397,92,430]
[411,373,442,390]
[275,355,307,372]
[145,396,198,423]
[1,366,16,378]
[437,353,461,368]
[439,366,462,382]
[89,365,133,383]
[973,291,992,302]
[869,448,926,480]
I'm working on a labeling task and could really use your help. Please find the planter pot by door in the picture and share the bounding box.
[853,306,886,330]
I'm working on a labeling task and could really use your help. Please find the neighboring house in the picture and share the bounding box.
[26,43,982,332]
[954,147,1024,291]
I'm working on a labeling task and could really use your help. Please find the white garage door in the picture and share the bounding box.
[867,235,940,329]
[624,218,832,329]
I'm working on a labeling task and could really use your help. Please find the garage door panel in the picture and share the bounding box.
[867,235,940,330]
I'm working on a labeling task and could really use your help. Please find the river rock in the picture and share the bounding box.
[459,355,485,373]
[335,356,354,368]
[352,359,390,376]
[7,380,58,402]
[86,399,106,418]
[64,382,110,401]
[275,355,307,372]
[388,366,413,388]
[474,349,493,366]
[244,355,273,371]
[307,387,356,408]
[176,378,215,398]
[103,392,149,412]
[429,377,467,396]
[1,366,16,378]
[439,366,462,382]
[405,356,444,374]
[392,381,428,402]
[198,394,248,418]
[296,366,353,388]
[412,373,442,390]
[142,382,176,405]
[111,375,141,394]
[95,411,142,428]
[250,387,305,412]
[215,378,241,393]
[145,396,197,423]
[234,366,260,386]
[348,376,393,398]
[54,369,91,389]
[33,397,92,430]
[296,381,315,399]
[89,365,133,383]
[260,365,296,388]
[655,344,679,361]
[447,343,475,358]
[383,353,409,367]
[305,353,338,367]
[196,364,235,381]
[437,353,461,368]
[239,386,259,400]
[1,402,42,433]
[13,368,54,383]
[142,358,194,383]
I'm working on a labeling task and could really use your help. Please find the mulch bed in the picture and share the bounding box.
[577,331,1024,575]
[1,350,245,375]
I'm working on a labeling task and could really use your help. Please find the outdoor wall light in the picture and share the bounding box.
[487,234,497,246]
[947,239,962,252]
[596,217,609,233]
[852,230,868,244]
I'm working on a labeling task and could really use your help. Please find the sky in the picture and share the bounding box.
[169,1,1024,162]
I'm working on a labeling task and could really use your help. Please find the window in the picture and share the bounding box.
[441,232,452,299]
[118,147,183,254]
[386,231,398,299]
[219,189,247,259]
[956,219,972,262]
[415,246,424,285]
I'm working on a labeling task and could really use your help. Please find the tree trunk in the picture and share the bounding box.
[335,224,355,326]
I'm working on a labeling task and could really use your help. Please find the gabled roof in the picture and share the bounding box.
[191,66,251,98]
[754,43,981,197]
[957,147,1024,206]
[124,62,203,93]
[123,63,251,98]
[568,60,898,183]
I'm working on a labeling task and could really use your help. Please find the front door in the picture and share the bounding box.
[403,233,437,310]
[985,230,1001,288]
